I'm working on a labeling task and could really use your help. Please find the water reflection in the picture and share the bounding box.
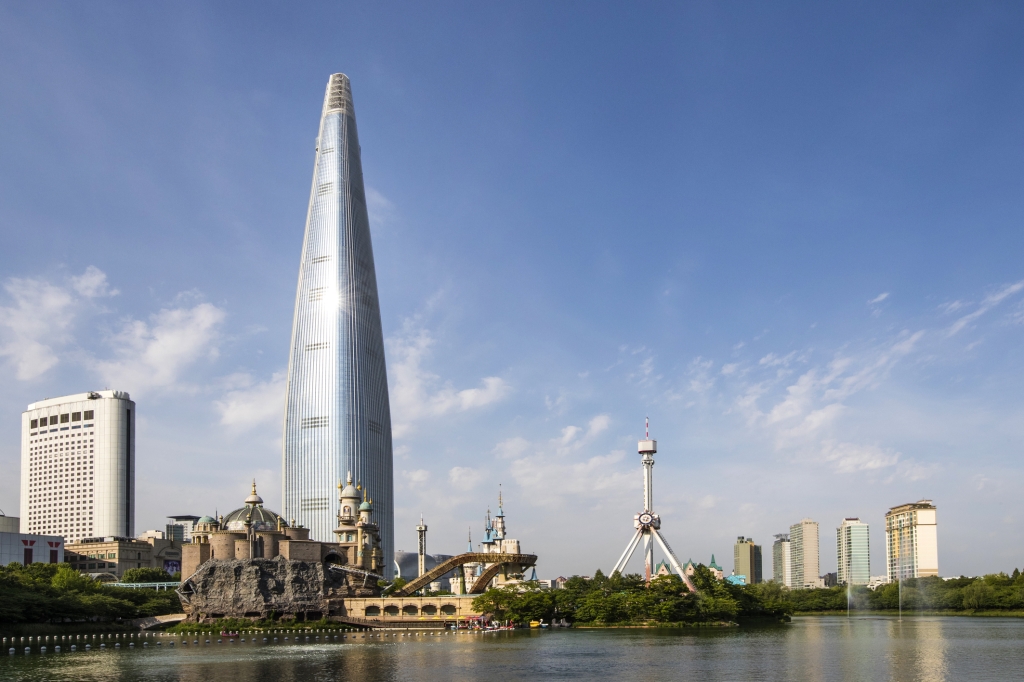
[2,618,1021,682]
[885,618,948,682]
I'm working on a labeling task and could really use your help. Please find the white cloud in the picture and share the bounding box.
[72,266,119,298]
[735,331,926,474]
[508,447,634,508]
[494,437,530,459]
[868,292,889,305]
[721,363,739,376]
[947,280,1024,336]
[0,266,116,380]
[821,441,900,473]
[449,466,483,491]
[404,469,431,485]
[558,425,581,445]
[215,371,286,430]
[366,186,397,229]
[759,351,797,368]
[587,414,611,437]
[387,323,510,437]
[92,301,225,394]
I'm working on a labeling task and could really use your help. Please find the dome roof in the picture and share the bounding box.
[339,471,359,499]
[222,504,285,532]
[197,515,216,524]
[359,500,372,511]
[221,482,285,531]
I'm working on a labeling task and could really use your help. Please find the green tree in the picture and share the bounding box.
[121,567,173,583]
[52,564,98,592]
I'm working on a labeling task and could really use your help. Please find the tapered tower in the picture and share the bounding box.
[283,73,394,569]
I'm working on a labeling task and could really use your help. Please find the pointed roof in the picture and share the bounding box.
[244,480,263,506]
[709,554,723,570]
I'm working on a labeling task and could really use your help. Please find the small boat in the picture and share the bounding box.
[529,620,541,628]
[220,631,239,638]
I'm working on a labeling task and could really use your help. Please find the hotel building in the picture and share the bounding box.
[20,390,135,542]
[885,500,938,581]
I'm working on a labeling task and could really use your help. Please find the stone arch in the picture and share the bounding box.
[440,604,456,616]
[421,604,437,615]
[364,606,381,616]
[384,605,399,616]
[402,604,418,616]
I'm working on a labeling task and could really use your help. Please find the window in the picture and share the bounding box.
[60,414,69,423]
[49,416,58,425]
[30,419,38,428]
[317,182,334,196]
[83,411,94,420]
[71,412,81,421]
[301,416,328,429]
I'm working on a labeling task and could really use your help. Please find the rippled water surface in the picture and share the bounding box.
[3,617,1024,682]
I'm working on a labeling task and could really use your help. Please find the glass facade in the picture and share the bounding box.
[836,518,870,586]
[283,74,394,568]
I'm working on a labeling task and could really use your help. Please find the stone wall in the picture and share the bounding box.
[178,556,381,622]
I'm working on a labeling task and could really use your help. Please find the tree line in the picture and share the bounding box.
[0,562,180,624]
[472,565,792,625]
[472,566,1024,625]
[790,570,1024,612]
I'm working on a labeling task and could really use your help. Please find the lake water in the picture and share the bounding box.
[2,616,1023,681]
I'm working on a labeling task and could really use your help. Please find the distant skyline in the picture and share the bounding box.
[2,2,1024,578]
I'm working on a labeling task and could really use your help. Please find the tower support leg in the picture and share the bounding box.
[652,529,696,593]
[612,529,644,575]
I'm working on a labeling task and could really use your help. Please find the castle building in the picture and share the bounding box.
[181,477,383,580]
[682,555,724,581]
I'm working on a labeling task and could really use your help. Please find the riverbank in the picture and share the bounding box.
[794,609,1024,617]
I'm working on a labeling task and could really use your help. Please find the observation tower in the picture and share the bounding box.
[612,420,695,591]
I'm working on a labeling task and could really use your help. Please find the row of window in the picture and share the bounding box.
[31,412,93,428]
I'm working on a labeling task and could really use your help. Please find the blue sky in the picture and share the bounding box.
[1,2,1023,578]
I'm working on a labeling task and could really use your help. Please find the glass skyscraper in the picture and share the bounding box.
[283,74,394,568]
[836,517,870,586]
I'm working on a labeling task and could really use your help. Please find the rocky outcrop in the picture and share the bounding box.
[177,557,381,622]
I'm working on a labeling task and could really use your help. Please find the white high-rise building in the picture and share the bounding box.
[772,533,792,587]
[886,500,938,581]
[20,391,136,542]
[790,518,820,589]
[837,517,871,586]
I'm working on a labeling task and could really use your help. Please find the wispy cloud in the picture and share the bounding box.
[449,466,484,491]
[387,320,510,438]
[868,292,889,305]
[215,371,286,431]
[92,299,226,394]
[0,266,117,380]
[947,280,1024,336]
[735,330,924,475]
[366,186,397,229]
